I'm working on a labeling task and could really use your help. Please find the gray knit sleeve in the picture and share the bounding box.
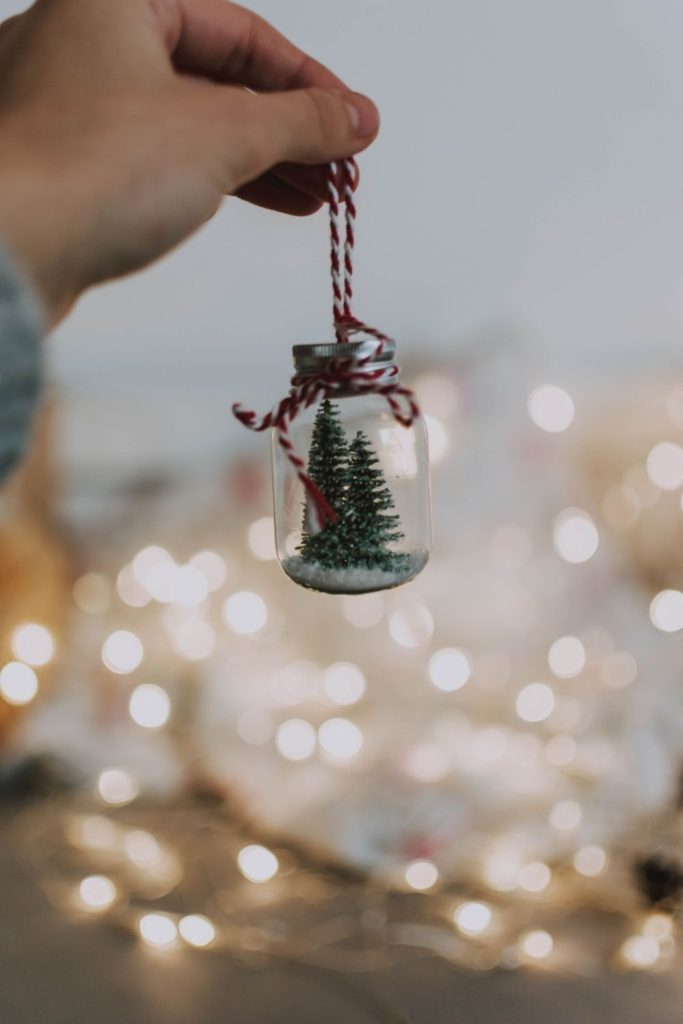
[0,242,45,482]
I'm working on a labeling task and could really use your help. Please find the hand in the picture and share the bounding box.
[0,0,379,323]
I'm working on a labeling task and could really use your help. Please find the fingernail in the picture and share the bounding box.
[344,92,379,137]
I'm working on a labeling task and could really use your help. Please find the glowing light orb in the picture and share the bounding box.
[124,830,162,867]
[97,768,138,806]
[549,799,582,830]
[237,844,278,883]
[553,509,599,564]
[138,913,177,948]
[404,859,439,891]
[0,662,38,705]
[276,719,317,761]
[528,385,575,433]
[573,845,607,877]
[388,604,434,648]
[516,682,555,723]
[101,630,143,674]
[650,590,683,632]
[179,914,216,948]
[247,517,277,560]
[318,718,363,761]
[518,862,551,893]
[453,901,492,936]
[621,935,660,968]
[189,550,227,591]
[11,623,54,666]
[223,591,268,635]
[133,546,172,585]
[545,734,577,766]
[79,875,117,911]
[341,593,385,629]
[428,647,471,692]
[548,636,585,678]
[116,565,151,608]
[129,684,171,729]
[173,618,216,660]
[172,565,208,608]
[73,572,110,614]
[520,929,554,960]
[646,441,683,490]
[323,662,366,705]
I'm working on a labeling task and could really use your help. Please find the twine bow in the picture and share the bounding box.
[232,158,420,527]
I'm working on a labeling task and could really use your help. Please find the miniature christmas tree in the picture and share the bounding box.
[344,430,409,571]
[298,400,352,568]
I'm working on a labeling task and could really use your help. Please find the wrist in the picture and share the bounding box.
[0,128,94,324]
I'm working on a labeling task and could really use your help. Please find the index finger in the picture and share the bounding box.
[162,0,347,92]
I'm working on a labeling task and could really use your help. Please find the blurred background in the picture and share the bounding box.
[6,1,683,1022]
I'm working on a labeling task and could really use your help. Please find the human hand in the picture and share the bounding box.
[0,0,379,323]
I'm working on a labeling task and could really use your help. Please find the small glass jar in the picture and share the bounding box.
[272,341,432,594]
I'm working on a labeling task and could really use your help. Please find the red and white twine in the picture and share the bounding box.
[232,157,420,527]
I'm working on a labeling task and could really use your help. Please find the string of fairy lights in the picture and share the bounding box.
[6,372,683,974]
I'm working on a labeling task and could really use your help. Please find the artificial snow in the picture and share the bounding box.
[282,551,429,594]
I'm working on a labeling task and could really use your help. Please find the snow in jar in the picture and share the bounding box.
[271,341,432,595]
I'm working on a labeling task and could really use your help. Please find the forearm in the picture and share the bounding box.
[0,239,45,482]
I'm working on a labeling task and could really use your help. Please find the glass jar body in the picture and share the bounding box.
[271,393,432,594]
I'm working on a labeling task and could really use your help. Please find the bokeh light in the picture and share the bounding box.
[388,604,434,648]
[553,509,599,564]
[453,901,492,936]
[11,623,55,667]
[97,768,138,806]
[173,618,216,660]
[527,385,575,433]
[189,550,227,591]
[516,682,555,723]
[573,845,608,877]
[79,875,117,911]
[521,930,554,960]
[621,935,660,968]
[428,647,471,692]
[404,859,439,891]
[0,662,38,705]
[73,572,110,614]
[237,845,278,883]
[129,684,171,729]
[247,517,277,560]
[179,915,216,948]
[101,630,143,674]
[649,590,683,632]
[341,593,385,629]
[323,662,366,705]
[518,862,551,893]
[646,441,683,490]
[548,636,586,678]
[318,718,363,761]
[276,719,317,761]
[550,799,582,830]
[223,592,268,635]
[138,913,177,948]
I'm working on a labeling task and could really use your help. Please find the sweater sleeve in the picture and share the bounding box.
[0,241,46,482]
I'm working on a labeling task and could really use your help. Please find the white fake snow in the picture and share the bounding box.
[282,552,429,594]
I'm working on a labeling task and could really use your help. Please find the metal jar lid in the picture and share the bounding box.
[293,340,397,375]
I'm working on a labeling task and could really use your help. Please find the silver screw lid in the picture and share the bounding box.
[293,340,396,374]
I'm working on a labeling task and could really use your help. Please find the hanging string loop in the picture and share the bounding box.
[232,158,420,528]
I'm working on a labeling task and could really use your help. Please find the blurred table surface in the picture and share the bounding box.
[3,807,683,1024]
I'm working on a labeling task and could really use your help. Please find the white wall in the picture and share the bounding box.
[4,0,683,472]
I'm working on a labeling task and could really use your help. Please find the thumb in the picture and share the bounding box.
[223,87,379,189]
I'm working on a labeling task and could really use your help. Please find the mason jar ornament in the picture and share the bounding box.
[233,159,432,595]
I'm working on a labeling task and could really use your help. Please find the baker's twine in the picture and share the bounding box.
[232,158,420,527]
